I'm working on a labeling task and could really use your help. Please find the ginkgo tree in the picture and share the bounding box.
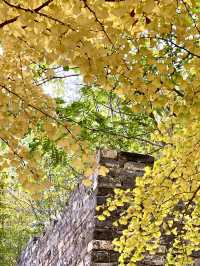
[0,83,155,265]
[1,0,200,265]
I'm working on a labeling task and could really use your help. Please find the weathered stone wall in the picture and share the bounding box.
[92,150,154,265]
[17,168,98,266]
[17,150,154,266]
[21,150,200,266]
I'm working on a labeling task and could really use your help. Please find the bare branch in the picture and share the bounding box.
[35,74,80,86]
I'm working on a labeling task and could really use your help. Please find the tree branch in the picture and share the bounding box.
[35,0,54,12]
[35,74,80,86]
[158,37,200,59]
[0,84,77,141]
[1,0,75,31]
[2,0,53,12]
[81,0,114,46]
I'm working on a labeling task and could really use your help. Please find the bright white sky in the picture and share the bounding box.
[43,69,83,105]
[0,44,82,105]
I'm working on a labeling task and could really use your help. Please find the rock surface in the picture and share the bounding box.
[20,150,196,266]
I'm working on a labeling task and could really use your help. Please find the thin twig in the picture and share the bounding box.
[0,84,77,141]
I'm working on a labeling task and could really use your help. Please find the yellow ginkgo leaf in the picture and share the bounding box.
[142,0,155,13]
[96,206,101,211]
[82,178,93,187]
[31,193,42,200]
[99,165,109,176]
[108,205,116,212]
[57,138,69,149]
[98,215,106,221]
[103,210,110,217]
[84,167,94,177]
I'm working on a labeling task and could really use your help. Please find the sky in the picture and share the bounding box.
[42,68,83,105]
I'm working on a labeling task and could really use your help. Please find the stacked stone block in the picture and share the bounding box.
[20,150,191,266]
[91,150,154,265]
[17,169,98,266]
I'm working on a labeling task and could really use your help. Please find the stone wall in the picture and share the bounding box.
[92,150,154,265]
[17,150,154,266]
[20,150,198,265]
[17,167,98,266]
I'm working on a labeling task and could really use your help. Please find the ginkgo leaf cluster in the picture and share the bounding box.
[1,0,200,264]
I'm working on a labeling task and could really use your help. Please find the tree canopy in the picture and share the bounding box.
[1,0,200,265]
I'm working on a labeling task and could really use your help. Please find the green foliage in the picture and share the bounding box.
[57,86,156,154]
[0,132,78,265]
[0,175,42,266]
[0,85,155,265]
